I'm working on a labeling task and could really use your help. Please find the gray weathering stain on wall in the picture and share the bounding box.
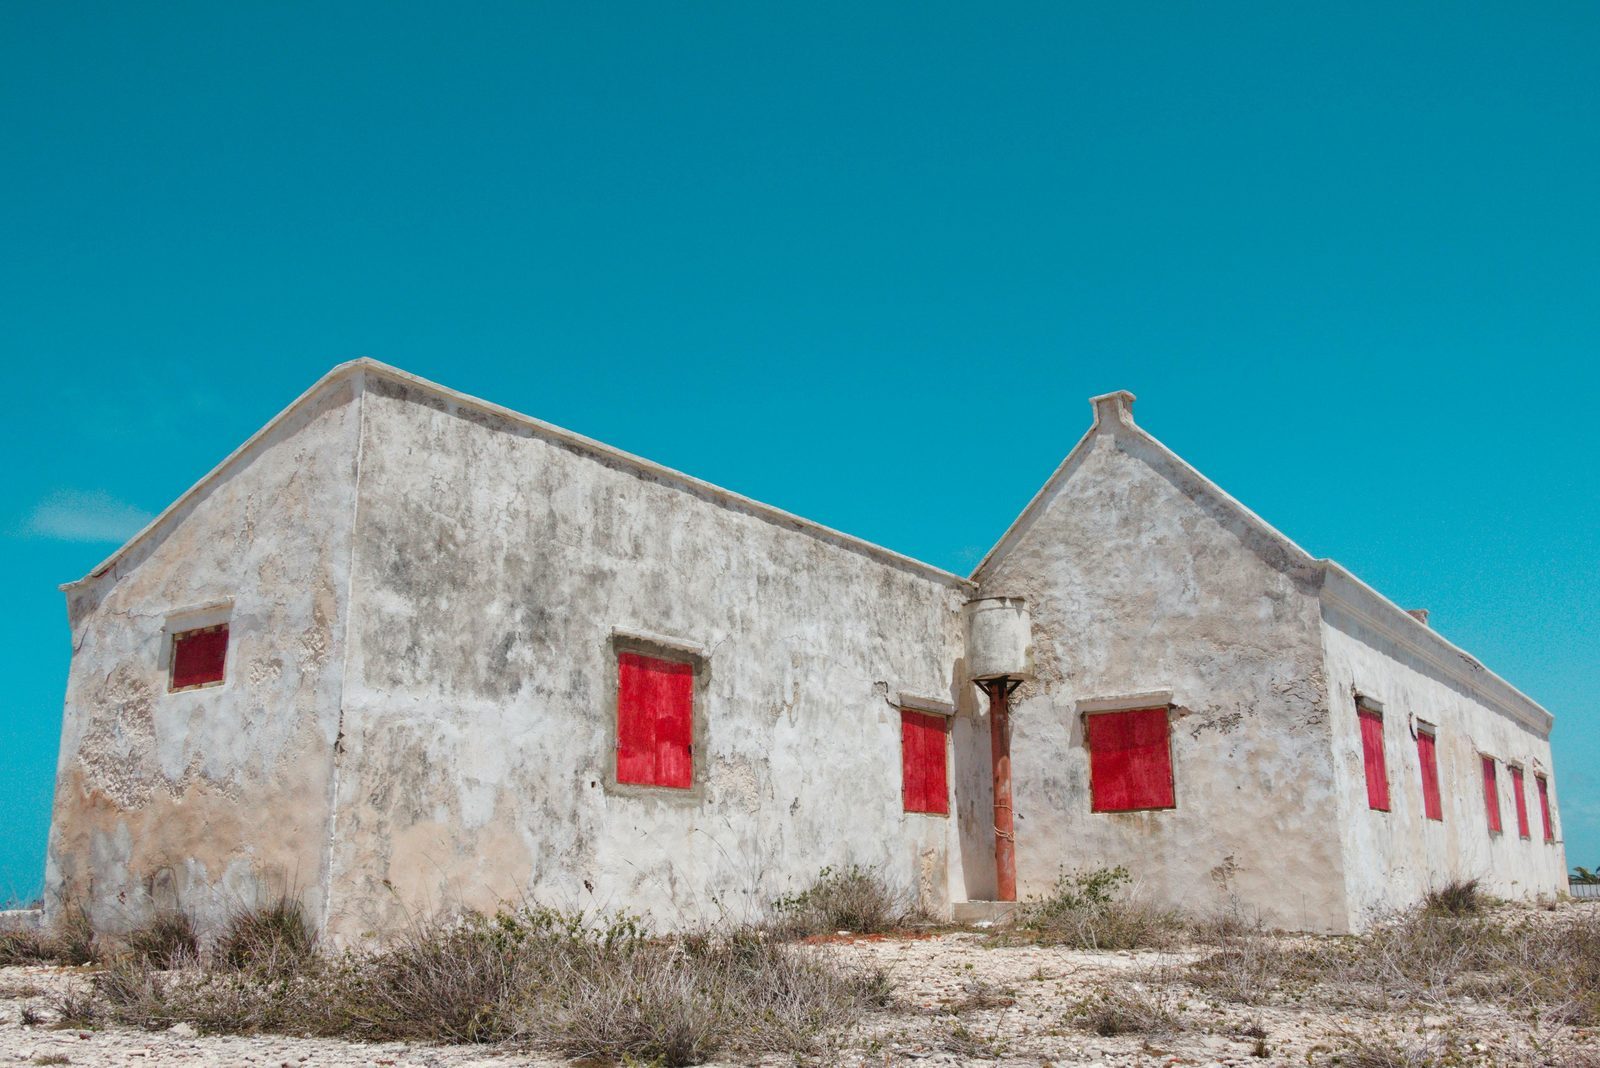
[44,360,1567,939]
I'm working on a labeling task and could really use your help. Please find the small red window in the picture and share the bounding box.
[170,624,229,691]
[1416,729,1443,822]
[616,652,694,789]
[1087,707,1175,813]
[1536,775,1554,842]
[1358,704,1389,811]
[1482,756,1502,834]
[1509,766,1530,839]
[900,709,949,815]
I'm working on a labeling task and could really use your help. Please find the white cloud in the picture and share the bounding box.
[22,490,155,544]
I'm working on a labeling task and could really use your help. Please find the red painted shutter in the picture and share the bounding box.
[1358,707,1389,811]
[171,625,229,689]
[1416,731,1443,821]
[1088,707,1175,813]
[617,652,693,788]
[1537,776,1554,842]
[1482,756,1502,833]
[1510,766,1530,838]
[900,710,948,815]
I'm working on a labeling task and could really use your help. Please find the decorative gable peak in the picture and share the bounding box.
[1090,390,1137,432]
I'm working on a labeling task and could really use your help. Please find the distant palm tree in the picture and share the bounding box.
[1572,866,1599,885]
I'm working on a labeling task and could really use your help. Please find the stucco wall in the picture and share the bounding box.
[46,379,362,934]
[976,398,1350,932]
[321,373,968,936]
[1320,593,1566,922]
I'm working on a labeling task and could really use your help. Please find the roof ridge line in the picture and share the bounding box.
[65,358,976,593]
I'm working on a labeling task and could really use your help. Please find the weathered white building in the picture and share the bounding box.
[46,361,1566,937]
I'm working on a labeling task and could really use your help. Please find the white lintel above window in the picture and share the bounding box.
[895,691,956,717]
[1075,690,1174,715]
[609,626,710,661]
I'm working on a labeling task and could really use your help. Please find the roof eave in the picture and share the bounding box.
[63,358,976,595]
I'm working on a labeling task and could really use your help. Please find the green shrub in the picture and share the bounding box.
[1007,866,1181,950]
[767,865,914,938]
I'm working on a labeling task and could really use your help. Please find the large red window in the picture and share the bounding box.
[900,709,949,815]
[1416,728,1443,822]
[1087,707,1175,813]
[1357,704,1389,811]
[1536,775,1554,842]
[616,652,694,789]
[1482,756,1502,834]
[170,624,229,691]
[1510,766,1531,839]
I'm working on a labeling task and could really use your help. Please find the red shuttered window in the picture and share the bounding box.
[1357,704,1389,811]
[1536,775,1554,842]
[900,709,949,815]
[170,624,229,691]
[1087,707,1175,813]
[1482,756,1502,834]
[616,652,694,789]
[1510,766,1531,839]
[1416,728,1443,822]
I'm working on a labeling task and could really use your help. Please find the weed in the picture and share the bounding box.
[767,866,915,938]
[1006,866,1182,950]
[1423,878,1482,917]
[215,895,315,972]
[126,911,198,967]
[0,902,98,966]
[1068,984,1182,1036]
[51,988,98,1029]
[942,1022,1003,1058]
[82,901,890,1067]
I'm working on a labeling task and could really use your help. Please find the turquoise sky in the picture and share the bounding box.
[2,3,1596,900]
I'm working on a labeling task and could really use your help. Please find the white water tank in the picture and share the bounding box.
[965,596,1034,681]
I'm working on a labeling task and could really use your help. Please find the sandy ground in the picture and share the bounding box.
[4,909,1597,1067]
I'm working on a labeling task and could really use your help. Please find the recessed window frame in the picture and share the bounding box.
[899,706,951,816]
[605,629,709,799]
[1355,696,1390,813]
[1535,774,1555,843]
[1083,700,1177,814]
[167,622,231,693]
[1508,764,1531,840]
[1415,722,1443,822]
[1481,754,1503,836]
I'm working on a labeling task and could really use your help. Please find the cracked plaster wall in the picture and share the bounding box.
[1321,605,1566,923]
[977,414,1350,932]
[45,380,361,934]
[321,376,968,936]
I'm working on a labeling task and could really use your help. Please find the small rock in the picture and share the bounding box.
[168,1021,198,1038]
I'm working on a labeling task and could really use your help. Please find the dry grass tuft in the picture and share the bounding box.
[766,865,916,938]
[1067,983,1182,1036]
[941,1021,1005,1058]
[1004,866,1183,950]
[0,903,99,967]
[51,987,99,1029]
[80,901,891,1067]
[1185,903,1600,1029]
[1422,877,1483,917]
[126,911,198,967]
[215,895,315,972]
